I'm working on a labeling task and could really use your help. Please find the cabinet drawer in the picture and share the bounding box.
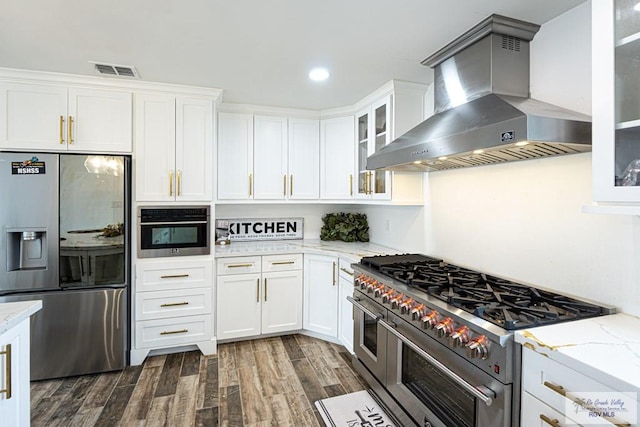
[136,259,212,292]
[338,258,355,279]
[135,315,212,349]
[217,256,261,275]
[522,347,636,426]
[135,288,212,321]
[262,254,302,272]
[521,391,577,427]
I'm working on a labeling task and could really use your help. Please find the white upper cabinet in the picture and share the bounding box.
[355,95,392,200]
[288,118,320,199]
[254,115,288,199]
[320,116,355,199]
[135,94,213,202]
[217,113,320,201]
[217,112,254,200]
[592,0,640,203]
[0,83,131,152]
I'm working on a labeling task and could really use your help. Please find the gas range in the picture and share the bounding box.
[349,254,615,427]
[360,253,614,331]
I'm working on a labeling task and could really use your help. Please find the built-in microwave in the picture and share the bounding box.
[137,206,210,258]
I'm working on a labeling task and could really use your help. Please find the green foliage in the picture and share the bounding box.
[320,212,369,242]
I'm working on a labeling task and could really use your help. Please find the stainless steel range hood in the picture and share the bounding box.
[367,14,591,172]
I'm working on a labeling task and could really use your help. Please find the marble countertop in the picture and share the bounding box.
[60,232,124,249]
[214,239,401,261]
[515,313,640,396]
[0,300,42,335]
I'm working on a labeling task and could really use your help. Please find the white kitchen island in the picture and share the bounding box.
[516,313,640,426]
[0,300,42,427]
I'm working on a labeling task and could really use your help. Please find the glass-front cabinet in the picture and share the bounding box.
[355,95,391,200]
[593,0,640,202]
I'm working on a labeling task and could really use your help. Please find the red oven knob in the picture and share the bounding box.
[435,318,454,338]
[410,304,426,321]
[465,336,489,360]
[381,289,395,304]
[358,276,370,289]
[355,274,367,287]
[365,280,377,293]
[449,326,469,347]
[390,294,404,309]
[421,310,439,330]
[373,284,386,297]
[399,298,414,314]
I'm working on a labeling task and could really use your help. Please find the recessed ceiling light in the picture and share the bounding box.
[515,141,529,147]
[309,68,330,81]
[472,149,484,154]
[413,161,422,164]
[438,156,448,161]
[634,2,640,11]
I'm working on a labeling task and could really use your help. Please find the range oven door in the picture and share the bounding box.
[382,312,511,427]
[348,291,387,383]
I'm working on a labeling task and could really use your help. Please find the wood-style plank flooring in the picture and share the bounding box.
[30,334,367,426]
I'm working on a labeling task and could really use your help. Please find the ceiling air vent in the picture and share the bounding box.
[90,62,140,79]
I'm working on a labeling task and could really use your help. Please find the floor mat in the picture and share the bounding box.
[315,389,399,427]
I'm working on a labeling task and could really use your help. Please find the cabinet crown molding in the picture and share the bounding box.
[0,67,223,99]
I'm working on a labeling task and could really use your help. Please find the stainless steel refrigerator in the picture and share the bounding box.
[0,152,129,380]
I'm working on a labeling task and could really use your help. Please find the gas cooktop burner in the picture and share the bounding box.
[360,254,609,330]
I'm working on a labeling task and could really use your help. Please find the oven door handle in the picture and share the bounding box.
[379,319,495,407]
[347,296,382,320]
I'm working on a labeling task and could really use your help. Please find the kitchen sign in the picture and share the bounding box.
[11,157,46,175]
[215,218,304,242]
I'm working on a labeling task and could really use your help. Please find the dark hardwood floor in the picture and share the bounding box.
[30,334,367,426]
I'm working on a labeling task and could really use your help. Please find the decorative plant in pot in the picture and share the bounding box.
[320,212,369,242]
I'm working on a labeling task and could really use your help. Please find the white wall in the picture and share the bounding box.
[368,2,640,316]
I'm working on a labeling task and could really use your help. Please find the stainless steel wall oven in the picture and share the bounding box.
[137,206,210,258]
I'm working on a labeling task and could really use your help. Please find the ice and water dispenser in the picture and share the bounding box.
[6,228,48,270]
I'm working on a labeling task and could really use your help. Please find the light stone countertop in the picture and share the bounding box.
[0,300,42,336]
[515,313,640,397]
[214,239,402,262]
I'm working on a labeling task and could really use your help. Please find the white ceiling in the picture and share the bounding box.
[0,0,587,110]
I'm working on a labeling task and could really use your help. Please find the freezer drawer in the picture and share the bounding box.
[0,288,128,380]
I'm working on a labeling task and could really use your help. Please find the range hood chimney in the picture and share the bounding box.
[367,14,591,172]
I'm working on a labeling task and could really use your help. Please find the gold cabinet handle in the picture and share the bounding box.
[264,278,268,302]
[543,381,630,426]
[177,170,182,196]
[160,329,188,335]
[290,175,293,196]
[539,414,561,427]
[543,381,565,396]
[160,301,189,307]
[349,174,353,196]
[333,262,336,286]
[249,173,253,196]
[68,116,73,144]
[227,263,253,268]
[340,267,354,276]
[283,174,287,196]
[0,344,11,399]
[169,170,174,196]
[271,261,295,266]
[160,274,189,279]
[256,278,260,303]
[59,116,65,144]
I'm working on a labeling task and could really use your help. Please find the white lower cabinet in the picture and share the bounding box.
[303,253,339,337]
[0,318,30,427]
[337,258,355,353]
[131,258,215,365]
[521,346,636,427]
[216,254,303,341]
